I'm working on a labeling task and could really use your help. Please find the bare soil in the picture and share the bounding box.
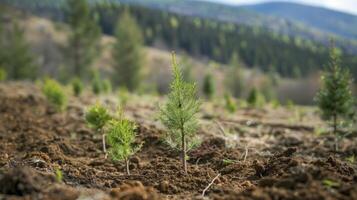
[0,82,356,200]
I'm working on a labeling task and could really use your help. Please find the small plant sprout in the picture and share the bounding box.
[107,108,141,175]
[92,71,102,95]
[55,168,63,183]
[42,78,67,111]
[72,77,84,97]
[247,87,266,108]
[102,79,112,94]
[202,72,215,100]
[224,93,237,113]
[315,44,355,151]
[0,68,7,81]
[159,52,201,174]
[118,87,129,107]
[85,102,112,155]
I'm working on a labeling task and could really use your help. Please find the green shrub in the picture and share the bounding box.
[107,109,141,175]
[159,53,201,174]
[42,79,67,111]
[71,77,84,97]
[0,68,7,81]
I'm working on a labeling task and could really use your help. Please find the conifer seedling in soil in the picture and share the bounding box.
[315,44,355,151]
[159,52,201,174]
[42,79,67,112]
[71,77,83,97]
[107,109,141,175]
[85,103,111,155]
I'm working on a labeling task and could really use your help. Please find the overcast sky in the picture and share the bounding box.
[196,0,357,15]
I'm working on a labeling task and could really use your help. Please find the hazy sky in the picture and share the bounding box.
[197,0,357,15]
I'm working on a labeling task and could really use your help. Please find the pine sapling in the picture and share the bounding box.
[315,45,355,151]
[107,109,141,175]
[85,103,111,155]
[72,77,84,97]
[0,68,6,81]
[102,79,112,94]
[159,52,201,174]
[203,72,215,100]
[42,79,67,111]
[224,93,237,113]
[92,73,102,95]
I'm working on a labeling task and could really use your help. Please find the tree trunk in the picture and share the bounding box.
[125,158,130,175]
[181,129,187,174]
[102,133,106,153]
[333,114,338,151]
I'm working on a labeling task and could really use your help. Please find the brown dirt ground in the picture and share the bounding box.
[0,82,357,200]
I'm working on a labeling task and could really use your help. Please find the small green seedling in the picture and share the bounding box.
[322,179,340,188]
[92,72,102,95]
[107,109,141,175]
[102,79,112,94]
[346,155,355,164]
[42,79,67,111]
[222,159,237,165]
[224,93,237,113]
[159,52,201,174]
[55,168,63,183]
[0,68,7,81]
[247,87,265,108]
[202,73,215,100]
[118,87,129,106]
[72,77,84,97]
[85,103,112,155]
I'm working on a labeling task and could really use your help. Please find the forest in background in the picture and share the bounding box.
[1,0,357,80]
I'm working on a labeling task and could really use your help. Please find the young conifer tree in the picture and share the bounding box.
[107,109,140,175]
[66,0,101,79]
[112,10,144,91]
[203,72,215,100]
[85,103,112,155]
[315,44,355,151]
[225,53,244,98]
[159,52,201,174]
[0,21,37,80]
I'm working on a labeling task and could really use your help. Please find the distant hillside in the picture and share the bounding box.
[2,0,357,53]
[243,2,357,40]
[112,0,357,54]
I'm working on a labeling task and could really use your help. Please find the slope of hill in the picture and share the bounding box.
[111,0,357,52]
[243,2,357,40]
[2,0,357,53]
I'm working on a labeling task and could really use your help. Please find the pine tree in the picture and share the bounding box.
[66,0,102,79]
[0,21,37,80]
[315,45,355,151]
[247,87,266,107]
[225,53,244,98]
[112,10,144,91]
[107,109,141,175]
[203,72,215,100]
[85,103,112,155]
[159,52,201,174]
